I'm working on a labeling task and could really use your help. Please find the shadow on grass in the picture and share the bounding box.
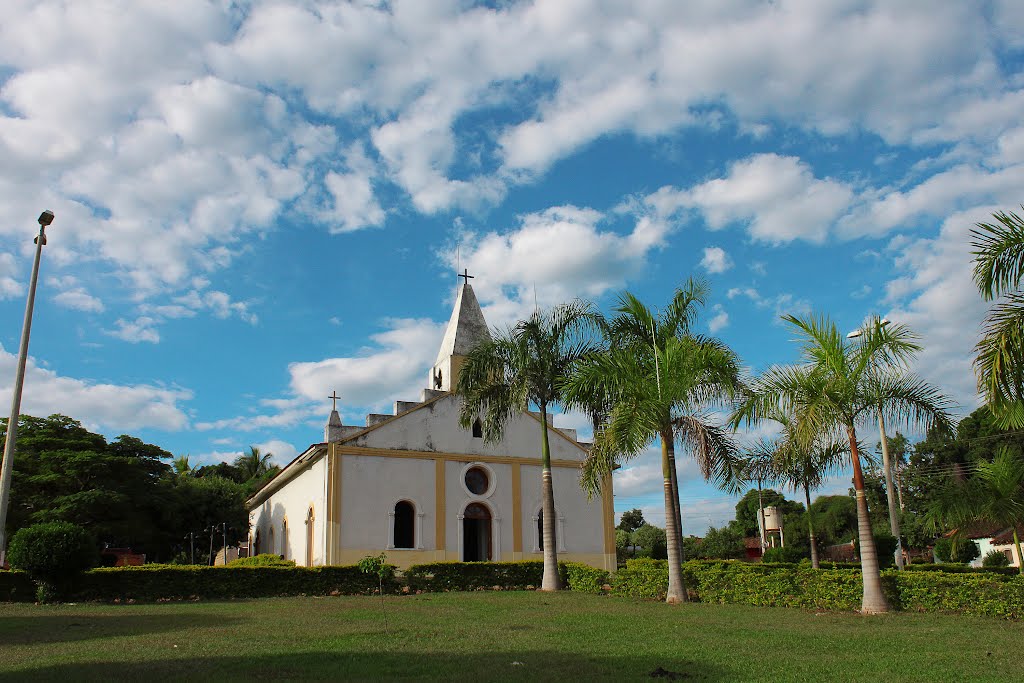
[0,650,732,682]
[0,613,246,646]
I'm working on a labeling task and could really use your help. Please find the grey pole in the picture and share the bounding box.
[0,210,54,567]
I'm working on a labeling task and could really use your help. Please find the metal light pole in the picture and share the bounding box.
[847,317,905,570]
[0,210,54,567]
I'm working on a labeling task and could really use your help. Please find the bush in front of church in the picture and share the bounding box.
[7,522,99,602]
[228,553,296,567]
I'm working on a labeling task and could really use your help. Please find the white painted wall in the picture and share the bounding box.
[521,464,605,555]
[351,395,587,463]
[249,456,327,566]
[341,455,436,552]
[446,460,513,559]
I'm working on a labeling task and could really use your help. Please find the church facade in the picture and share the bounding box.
[246,281,616,571]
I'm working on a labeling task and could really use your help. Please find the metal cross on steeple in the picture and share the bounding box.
[328,391,340,411]
[458,268,474,285]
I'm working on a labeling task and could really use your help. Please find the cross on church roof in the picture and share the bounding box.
[458,268,474,285]
[329,391,340,411]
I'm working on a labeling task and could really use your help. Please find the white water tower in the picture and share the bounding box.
[761,505,785,548]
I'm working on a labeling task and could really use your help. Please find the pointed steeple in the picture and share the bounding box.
[325,391,344,442]
[429,277,489,392]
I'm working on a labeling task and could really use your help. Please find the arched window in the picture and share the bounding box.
[269,526,275,555]
[393,501,415,549]
[537,510,556,552]
[253,530,261,557]
[534,507,565,553]
[472,418,483,438]
[281,519,288,560]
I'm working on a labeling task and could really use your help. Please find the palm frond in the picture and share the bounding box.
[971,208,1024,300]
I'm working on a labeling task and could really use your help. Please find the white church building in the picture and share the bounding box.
[246,279,616,571]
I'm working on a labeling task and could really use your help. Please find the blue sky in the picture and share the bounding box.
[1,1,1022,531]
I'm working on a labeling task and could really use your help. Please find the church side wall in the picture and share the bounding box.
[249,457,327,567]
[519,464,608,564]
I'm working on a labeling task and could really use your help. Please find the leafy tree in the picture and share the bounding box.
[8,521,98,600]
[618,508,646,533]
[733,488,798,537]
[733,315,953,614]
[567,280,743,604]
[928,449,1024,574]
[983,549,1011,568]
[696,524,746,560]
[971,208,1024,428]
[808,496,858,547]
[633,523,668,560]
[458,300,599,591]
[933,537,981,564]
[173,455,197,477]
[615,528,633,562]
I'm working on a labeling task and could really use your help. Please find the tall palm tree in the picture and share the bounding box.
[744,409,847,568]
[733,314,953,614]
[234,446,273,482]
[457,300,598,591]
[928,448,1024,574]
[972,208,1024,429]
[566,283,743,604]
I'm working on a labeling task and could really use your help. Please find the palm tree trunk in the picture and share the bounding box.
[1013,529,1024,576]
[662,433,687,603]
[877,408,904,569]
[848,425,889,614]
[667,445,684,559]
[539,403,560,591]
[804,483,819,569]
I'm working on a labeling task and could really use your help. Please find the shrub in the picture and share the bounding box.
[873,534,899,569]
[761,546,807,563]
[892,571,1024,619]
[612,558,668,600]
[405,561,544,592]
[7,522,98,600]
[983,550,1012,568]
[228,554,296,567]
[934,537,981,564]
[903,563,1018,577]
[561,562,609,594]
[72,564,395,602]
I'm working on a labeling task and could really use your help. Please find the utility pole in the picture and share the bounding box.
[0,211,54,567]
[221,522,227,565]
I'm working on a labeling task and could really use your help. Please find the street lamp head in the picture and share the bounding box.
[846,329,863,339]
[38,210,54,227]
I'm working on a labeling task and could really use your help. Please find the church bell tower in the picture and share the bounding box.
[429,270,489,392]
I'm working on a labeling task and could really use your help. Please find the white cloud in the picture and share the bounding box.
[255,439,299,467]
[289,317,446,409]
[106,317,160,344]
[0,343,190,431]
[707,304,729,333]
[0,252,23,299]
[881,206,994,414]
[700,246,733,274]
[649,155,853,244]
[453,205,669,328]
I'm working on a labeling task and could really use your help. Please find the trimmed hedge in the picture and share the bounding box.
[71,564,397,602]
[605,559,1024,619]
[0,570,35,602]
[405,561,544,591]
[228,554,296,567]
[903,563,1020,577]
[562,561,609,594]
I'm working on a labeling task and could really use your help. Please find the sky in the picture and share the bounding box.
[1,0,1022,534]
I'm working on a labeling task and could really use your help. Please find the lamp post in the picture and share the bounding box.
[0,210,55,567]
[847,317,905,570]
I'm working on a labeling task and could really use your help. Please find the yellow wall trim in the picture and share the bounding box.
[336,444,584,469]
[434,458,446,553]
[511,462,522,554]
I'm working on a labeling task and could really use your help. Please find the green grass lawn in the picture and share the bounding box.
[1,592,1019,682]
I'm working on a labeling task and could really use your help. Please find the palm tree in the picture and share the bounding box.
[928,448,1024,574]
[744,409,846,568]
[234,446,273,482]
[733,314,953,614]
[566,283,743,604]
[971,208,1024,429]
[457,300,598,591]
[173,454,196,478]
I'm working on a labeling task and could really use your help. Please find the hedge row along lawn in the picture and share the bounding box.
[2,592,1022,682]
